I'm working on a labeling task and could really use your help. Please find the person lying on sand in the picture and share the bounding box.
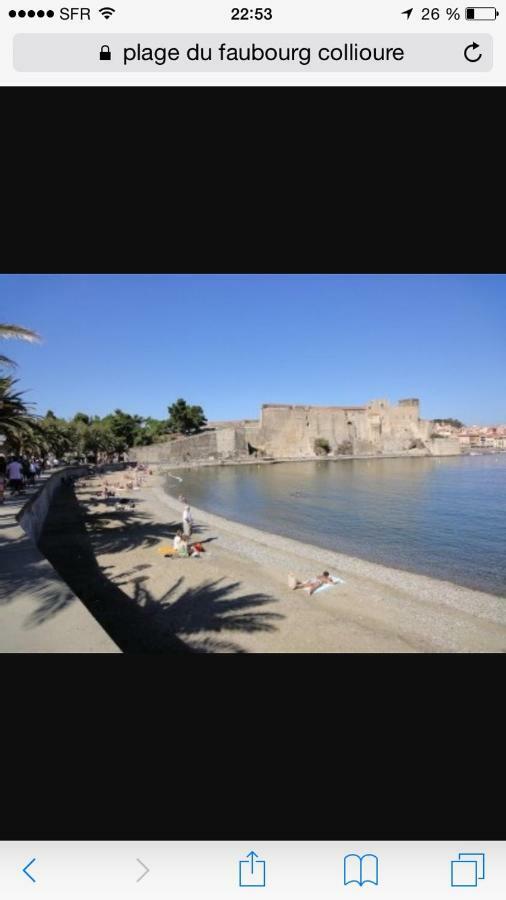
[287,571,334,596]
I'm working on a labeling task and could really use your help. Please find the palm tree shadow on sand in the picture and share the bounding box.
[36,483,284,653]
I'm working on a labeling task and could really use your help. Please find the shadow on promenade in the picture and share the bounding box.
[36,482,283,653]
[0,476,77,624]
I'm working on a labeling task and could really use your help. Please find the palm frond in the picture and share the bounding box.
[0,324,41,343]
[0,353,17,368]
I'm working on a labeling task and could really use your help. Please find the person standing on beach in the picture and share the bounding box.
[182,503,193,537]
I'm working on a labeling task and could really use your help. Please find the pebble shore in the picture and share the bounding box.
[71,469,506,653]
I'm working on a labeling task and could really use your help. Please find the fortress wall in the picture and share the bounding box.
[129,426,250,465]
[259,406,311,456]
[216,427,248,455]
[258,405,368,456]
[426,438,461,456]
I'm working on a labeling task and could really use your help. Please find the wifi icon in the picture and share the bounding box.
[99,5,115,17]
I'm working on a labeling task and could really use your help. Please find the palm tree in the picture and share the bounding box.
[0,375,39,455]
[0,323,41,369]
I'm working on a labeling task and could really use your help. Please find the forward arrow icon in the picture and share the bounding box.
[136,859,149,883]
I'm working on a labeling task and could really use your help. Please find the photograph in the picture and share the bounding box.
[1,272,505,653]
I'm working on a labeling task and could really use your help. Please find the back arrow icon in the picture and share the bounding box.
[22,858,36,883]
[136,859,149,883]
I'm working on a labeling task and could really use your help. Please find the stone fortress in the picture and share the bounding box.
[129,398,461,466]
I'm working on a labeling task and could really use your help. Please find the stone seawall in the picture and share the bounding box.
[17,466,88,542]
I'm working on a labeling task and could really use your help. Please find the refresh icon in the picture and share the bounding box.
[464,41,483,61]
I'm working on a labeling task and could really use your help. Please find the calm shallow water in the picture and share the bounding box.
[165,455,506,597]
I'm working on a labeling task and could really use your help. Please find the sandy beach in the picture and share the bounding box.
[44,467,506,653]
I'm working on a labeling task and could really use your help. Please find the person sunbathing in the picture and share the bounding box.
[288,571,334,595]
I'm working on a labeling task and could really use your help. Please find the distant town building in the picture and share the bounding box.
[454,423,506,450]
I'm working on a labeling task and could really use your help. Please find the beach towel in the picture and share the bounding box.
[304,576,345,594]
[157,545,177,555]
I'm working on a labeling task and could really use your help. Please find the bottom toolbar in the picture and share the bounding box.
[0,842,504,899]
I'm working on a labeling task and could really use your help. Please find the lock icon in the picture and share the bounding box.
[99,44,111,60]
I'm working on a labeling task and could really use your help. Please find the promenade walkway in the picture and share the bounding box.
[0,472,120,652]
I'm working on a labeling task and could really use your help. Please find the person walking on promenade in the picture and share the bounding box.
[21,457,30,483]
[182,503,193,537]
[6,457,24,495]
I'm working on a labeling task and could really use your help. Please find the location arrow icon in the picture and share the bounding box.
[402,7,413,16]
[22,858,36,883]
[136,859,149,883]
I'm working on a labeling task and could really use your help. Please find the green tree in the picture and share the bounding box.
[83,420,116,462]
[167,398,207,435]
[134,416,170,446]
[432,418,465,429]
[39,411,81,460]
[102,409,145,453]
[73,412,91,426]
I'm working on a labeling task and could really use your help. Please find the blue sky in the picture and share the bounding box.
[1,274,505,425]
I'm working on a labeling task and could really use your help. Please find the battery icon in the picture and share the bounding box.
[465,6,499,17]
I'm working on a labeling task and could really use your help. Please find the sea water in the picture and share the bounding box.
[165,454,506,597]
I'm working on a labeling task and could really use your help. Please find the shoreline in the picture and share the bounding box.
[149,475,506,652]
[132,447,506,473]
[160,460,506,599]
[152,449,462,470]
[156,476,506,605]
[162,502,506,602]
[56,468,506,653]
